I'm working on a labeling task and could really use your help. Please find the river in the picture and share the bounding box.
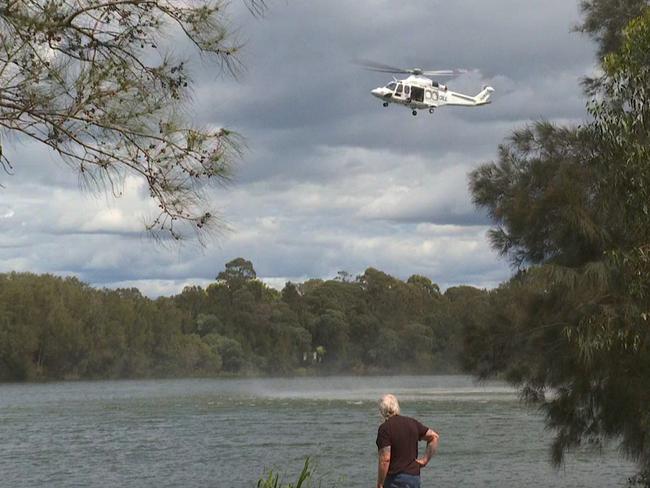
[0,375,635,487]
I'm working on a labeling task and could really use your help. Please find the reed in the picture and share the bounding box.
[256,457,314,488]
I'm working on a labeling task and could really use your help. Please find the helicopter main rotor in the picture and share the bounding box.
[355,59,468,77]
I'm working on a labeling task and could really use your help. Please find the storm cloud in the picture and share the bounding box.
[0,0,597,295]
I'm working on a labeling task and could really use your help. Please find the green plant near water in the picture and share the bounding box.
[256,457,316,488]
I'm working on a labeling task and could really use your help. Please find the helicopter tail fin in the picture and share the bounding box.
[475,86,494,105]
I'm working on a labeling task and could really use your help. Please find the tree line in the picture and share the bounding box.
[0,259,488,382]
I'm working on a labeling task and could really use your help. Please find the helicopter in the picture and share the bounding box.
[360,61,494,116]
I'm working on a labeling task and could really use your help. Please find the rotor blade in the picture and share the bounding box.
[364,67,412,74]
[354,60,471,77]
[353,59,411,74]
[421,69,469,77]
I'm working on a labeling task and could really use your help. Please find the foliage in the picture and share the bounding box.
[576,0,649,94]
[0,257,481,381]
[257,457,315,488]
[216,257,257,287]
[469,122,600,267]
[0,0,264,240]
[466,6,650,484]
[0,272,230,380]
[577,0,649,58]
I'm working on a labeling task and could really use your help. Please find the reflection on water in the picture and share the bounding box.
[0,376,635,487]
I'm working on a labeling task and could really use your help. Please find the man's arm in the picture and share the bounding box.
[415,429,439,467]
[377,446,391,488]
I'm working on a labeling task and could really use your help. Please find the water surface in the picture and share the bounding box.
[0,376,635,487]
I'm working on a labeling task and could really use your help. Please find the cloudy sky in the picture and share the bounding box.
[0,0,597,296]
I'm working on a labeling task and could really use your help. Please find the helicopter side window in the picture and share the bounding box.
[386,82,397,91]
[396,83,403,95]
[404,85,411,97]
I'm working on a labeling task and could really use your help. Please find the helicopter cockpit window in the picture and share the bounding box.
[404,85,411,96]
[386,82,397,91]
[396,83,403,95]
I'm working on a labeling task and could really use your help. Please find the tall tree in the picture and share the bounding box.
[469,122,601,268]
[467,6,650,484]
[0,0,264,239]
[577,0,649,58]
[217,257,257,287]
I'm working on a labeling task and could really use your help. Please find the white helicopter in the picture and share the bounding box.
[361,61,494,116]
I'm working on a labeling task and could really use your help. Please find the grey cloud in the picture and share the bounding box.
[2,141,81,190]
[200,0,594,127]
[0,0,599,295]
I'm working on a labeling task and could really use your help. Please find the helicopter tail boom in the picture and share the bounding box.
[443,86,494,107]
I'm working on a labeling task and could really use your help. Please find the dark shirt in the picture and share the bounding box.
[376,415,429,476]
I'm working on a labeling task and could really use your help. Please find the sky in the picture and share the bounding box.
[0,0,598,297]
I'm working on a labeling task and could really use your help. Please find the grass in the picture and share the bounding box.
[256,457,315,488]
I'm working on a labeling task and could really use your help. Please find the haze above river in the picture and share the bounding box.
[0,375,635,487]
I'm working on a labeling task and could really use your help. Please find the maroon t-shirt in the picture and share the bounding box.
[376,415,429,476]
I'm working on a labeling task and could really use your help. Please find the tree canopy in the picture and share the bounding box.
[0,260,481,381]
[466,5,650,485]
[0,0,264,239]
[577,0,650,58]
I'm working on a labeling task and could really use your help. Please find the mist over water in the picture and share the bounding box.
[228,375,517,402]
[0,376,634,487]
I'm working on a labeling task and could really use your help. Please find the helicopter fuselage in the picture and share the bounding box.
[371,75,493,114]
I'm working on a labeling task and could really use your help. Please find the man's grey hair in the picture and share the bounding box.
[378,394,400,420]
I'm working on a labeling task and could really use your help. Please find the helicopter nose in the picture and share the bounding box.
[371,87,383,98]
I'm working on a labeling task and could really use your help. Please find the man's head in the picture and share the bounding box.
[378,394,400,420]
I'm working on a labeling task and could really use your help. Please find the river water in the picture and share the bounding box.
[0,375,635,487]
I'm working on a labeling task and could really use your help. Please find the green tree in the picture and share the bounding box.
[266,303,311,373]
[164,333,222,375]
[358,268,411,325]
[311,309,349,365]
[204,333,246,372]
[0,313,39,380]
[403,322,434,370]
[407,275,441,298]
[217,258,258,288]
[586,11,650,482]
[466,7,650,483]
[175,286,208,325]
[0,1,264,239]
[469,122,600,268]
[577,0,649,58]
[0,260,468,380]
[195,313,224,336]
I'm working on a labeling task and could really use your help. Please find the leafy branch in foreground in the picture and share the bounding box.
[0,0,264,240]
[577,0,649,59]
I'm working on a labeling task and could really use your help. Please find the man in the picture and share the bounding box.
[375,394,439,488]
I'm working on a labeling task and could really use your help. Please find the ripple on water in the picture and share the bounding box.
[0,376,636,488]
